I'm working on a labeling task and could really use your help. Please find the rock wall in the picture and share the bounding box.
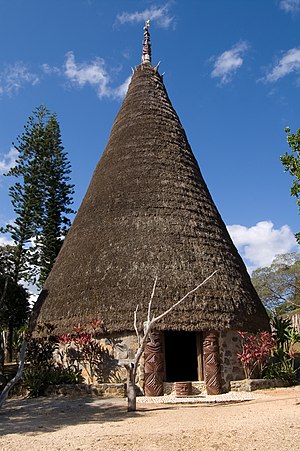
[219,330,244,391]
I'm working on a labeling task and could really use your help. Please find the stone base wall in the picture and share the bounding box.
[230,378,290,392]
[45,383,126,397]
[219,330,244,391]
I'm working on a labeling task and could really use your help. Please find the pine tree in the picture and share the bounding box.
[3,106,46,283]
[2,105,75,286]
[37,112,75,285]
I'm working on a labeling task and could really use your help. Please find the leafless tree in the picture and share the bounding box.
[125,270,218,412]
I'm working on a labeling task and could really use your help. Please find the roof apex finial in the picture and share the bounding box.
[142,20,151,65]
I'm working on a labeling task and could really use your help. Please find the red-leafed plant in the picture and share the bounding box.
[237,331,276,379]
[58,320,120,384]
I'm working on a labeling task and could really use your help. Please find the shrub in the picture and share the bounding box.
[237,331,276,379]
[58,321,121,384]
[22,365,83,397]
[23,323,83,397]
[263,317,300,385]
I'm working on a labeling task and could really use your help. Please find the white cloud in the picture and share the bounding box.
[42,63,61,75]
[264,47,300,82]
[0,147,18,175]
[0,62,39,95]
[211,41,249,85]
[0,236,14,246]
[112,75,131,99]
[116,4,174,29]
[280,0,300,13]
[63,51,130,100]
[64,51,111,98]
[227,221,298,273]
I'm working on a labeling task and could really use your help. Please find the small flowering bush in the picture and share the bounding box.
[237,331,276,379]
[23,320,123,396]
[23,324,83,397]
[58,320,120,384]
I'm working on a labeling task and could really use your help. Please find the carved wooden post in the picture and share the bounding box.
[203,330,222,395]
[144,330,164,396]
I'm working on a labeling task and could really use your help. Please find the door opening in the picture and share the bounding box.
[164,330,199,382]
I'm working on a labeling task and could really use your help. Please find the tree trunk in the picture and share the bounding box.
[0,333,6,391]
[0,333,4,376]
[0,340,27,408]
[125,363,136,412]
[5,322,14,363]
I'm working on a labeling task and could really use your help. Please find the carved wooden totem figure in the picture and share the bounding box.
[144,330,164,396]
[203,330,222,395]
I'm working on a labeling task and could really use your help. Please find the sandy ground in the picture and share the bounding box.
[0,387,299,451]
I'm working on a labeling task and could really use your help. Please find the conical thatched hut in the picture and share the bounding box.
[36,24,269,394]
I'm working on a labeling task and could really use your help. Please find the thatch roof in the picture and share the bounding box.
[36,62,269,335]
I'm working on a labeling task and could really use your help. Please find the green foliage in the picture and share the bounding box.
[23,324,83,397]
[26,324,58,368]
[252,252,300,315]
[22,367,50,397]
[21,321,123,397]
[0,245,18,279]
[264,358,298,385]
[1,105,75,286]
[22,366,82,397]
[280,127,300,244]
[0,275,30,331]
[264,317,300,385]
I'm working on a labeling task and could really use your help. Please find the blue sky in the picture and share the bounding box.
[0,0,300,275]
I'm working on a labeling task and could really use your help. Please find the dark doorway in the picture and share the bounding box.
[164,330,198,382]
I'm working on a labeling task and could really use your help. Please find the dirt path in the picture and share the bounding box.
[0,387,299,451]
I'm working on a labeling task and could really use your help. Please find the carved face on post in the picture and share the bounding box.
[144,330,164,396]
[203,331,222,395]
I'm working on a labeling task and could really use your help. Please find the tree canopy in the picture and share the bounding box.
[251,252,300,316]
[2,105,75,286]
[281,127,300,244]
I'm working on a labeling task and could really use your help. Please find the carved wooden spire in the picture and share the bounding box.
[142,20,151,64]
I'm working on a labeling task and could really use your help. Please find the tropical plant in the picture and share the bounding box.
[22,323,83,397]
[58,320,120,384]
[22,365,82,397]
[264,317,300,385]
[237,331,276,379]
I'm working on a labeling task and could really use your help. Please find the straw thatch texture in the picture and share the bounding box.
[36,64,269,335]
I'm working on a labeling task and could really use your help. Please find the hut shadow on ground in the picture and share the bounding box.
[0,396,139,436]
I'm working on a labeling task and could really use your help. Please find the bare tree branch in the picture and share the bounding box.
[133,304,140,348]
[147,276,158,324]
[153,270,218,324]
